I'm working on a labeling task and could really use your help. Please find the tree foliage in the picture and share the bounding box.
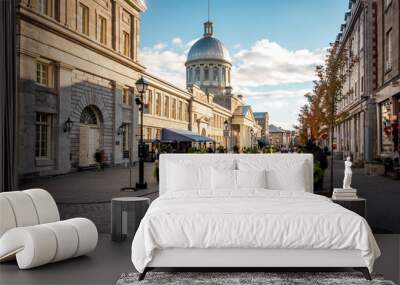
[296,42,351,145]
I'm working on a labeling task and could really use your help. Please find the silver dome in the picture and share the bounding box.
[186,36,231,64]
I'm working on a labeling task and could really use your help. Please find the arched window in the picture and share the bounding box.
[195,67,200,82]
[80,106,98,125]
[222,67,226,85]
[213,66,218,81]
[204,66,209,80]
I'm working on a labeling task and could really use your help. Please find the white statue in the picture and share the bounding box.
[343,156,353,189]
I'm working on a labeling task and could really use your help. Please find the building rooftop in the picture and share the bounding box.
[269,124,286,133]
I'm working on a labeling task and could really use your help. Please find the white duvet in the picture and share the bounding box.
[131,190,380,273]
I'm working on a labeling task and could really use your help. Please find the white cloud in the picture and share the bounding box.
[153,42,167,50]
[236,87,310,99]
[172,37,183,46]
[140,45,187,87]
[232,39,326,87]
[245,89,310,130]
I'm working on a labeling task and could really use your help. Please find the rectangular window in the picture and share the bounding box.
[122,89,131,105]
[35,113,51,159]
[123,31,130,57]
[155,129,161,140]
[146,128,152,140]
[80,3,89,35]
[164,96,169,118]
[38,0,54,18]
[185,103,189,121]
[146,90,152,114]
[155,93,161,116]
[36,61,53,87]
[122,124,129,152]
[386,29,393,70]
[178,101,183,120]
[99,16,107,45]
[36,62,49,86]
[172,98,177,119]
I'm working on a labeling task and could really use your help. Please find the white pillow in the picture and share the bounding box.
[236,169,267,189]
[212,168,237,190]
[266,162,306,191]
[167,162,212,191]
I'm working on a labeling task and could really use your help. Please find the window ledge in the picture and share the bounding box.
[35,84,56,94]
[35,159,54,167]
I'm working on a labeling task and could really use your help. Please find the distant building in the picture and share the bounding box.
[268,125,291,148]
[254,112,270,142]
[375,0,400,157]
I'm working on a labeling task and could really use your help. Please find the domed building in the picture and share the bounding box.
[186,21,232,97]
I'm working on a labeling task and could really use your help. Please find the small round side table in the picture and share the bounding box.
[111,197,150,242]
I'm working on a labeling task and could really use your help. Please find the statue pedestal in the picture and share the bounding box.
[332,188,358,200]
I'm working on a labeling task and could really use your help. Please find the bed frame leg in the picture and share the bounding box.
[354,267,371,280]
[138,268,148,281]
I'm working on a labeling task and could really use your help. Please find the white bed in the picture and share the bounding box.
[131,154,380,280]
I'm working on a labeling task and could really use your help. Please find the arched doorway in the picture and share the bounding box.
[201,128,207,136]
[79,105,103,167]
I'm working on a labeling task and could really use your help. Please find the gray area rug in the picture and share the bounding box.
[116,272,396,285]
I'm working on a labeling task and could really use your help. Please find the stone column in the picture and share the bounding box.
[364,1,377,161]
[111,0,120,52]
[57,62,74,174]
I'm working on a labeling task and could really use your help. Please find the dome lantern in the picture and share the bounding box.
[204,21,213,37]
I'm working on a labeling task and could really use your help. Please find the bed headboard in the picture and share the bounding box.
[159,153,314,195]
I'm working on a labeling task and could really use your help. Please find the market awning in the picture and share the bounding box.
[161,128,214,142]
[257,138,269,147]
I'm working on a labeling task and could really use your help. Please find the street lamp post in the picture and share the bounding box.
[135,77,149,190]
[250,128,254,148]
[224,119,229,153]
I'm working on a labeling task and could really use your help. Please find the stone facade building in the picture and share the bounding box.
[184,21,262,149]
[17,0,264,179]
[17,0,146,179]
[333,0,377,162]
[268,124,291,148]
[254,112,270,142]
[375,0,400,157]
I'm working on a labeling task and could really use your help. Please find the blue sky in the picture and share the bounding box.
[140,0,348,129]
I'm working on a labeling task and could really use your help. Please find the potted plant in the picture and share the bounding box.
[94,149,105,170]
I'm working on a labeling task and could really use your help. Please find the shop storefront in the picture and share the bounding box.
[379,96,400,156]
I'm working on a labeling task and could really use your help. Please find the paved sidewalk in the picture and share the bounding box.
[19,163,159,233]
[324,158,400,234]
[20,163,158,203]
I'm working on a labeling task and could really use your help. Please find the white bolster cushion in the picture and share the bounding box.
[0,196,17,237]
[0,218,98,269]
[23,189,60,224]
